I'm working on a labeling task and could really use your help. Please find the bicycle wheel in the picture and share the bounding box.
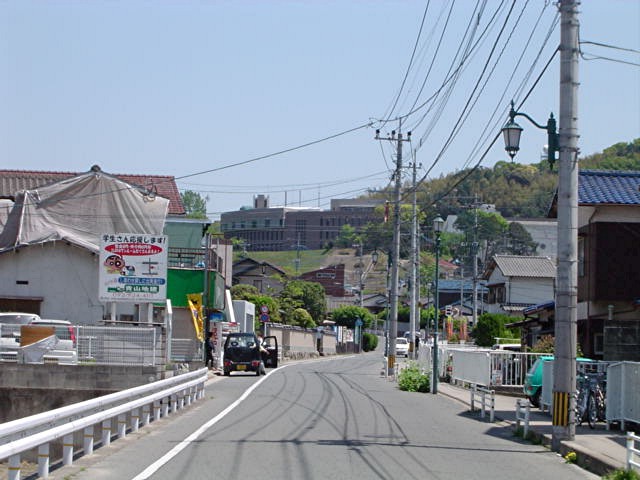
[587,393,597,429]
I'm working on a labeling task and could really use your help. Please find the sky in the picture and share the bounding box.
[1,1,639,220]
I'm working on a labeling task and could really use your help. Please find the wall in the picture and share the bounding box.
[0,363,167,423]
[0,242,127,323]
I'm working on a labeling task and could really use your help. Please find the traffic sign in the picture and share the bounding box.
[260,305,269,314]
[260,313,270,323]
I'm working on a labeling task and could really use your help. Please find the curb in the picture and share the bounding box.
[437,388,622,477]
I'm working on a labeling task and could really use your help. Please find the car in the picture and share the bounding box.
[28,319,77,350]
[0,312,41,326]
[395,337,409,357]
[524,355,592,407]
[223,332,278,376]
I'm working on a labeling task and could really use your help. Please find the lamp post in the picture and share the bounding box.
[502,100,559,169]
[431,216,444,394]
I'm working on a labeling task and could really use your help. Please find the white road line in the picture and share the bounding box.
[131,366,285,480]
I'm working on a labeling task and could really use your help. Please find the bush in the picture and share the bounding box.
[362,332,378,352]
[603,469,640,480]
[398,363,430,392]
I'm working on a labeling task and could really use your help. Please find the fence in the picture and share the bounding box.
[415,342,543,389]
[627,432,640,472]
[0,368,207,480]
[1,325,161,366]
[607,362,640,430]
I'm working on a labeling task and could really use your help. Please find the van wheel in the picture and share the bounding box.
[529,391,541,408]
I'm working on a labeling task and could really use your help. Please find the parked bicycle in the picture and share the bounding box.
[575,373,606,429]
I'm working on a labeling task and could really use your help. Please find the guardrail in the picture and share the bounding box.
[470,384,495,422]
[627,432,640,472]
[516,399,531,437]
[0,368,208,479]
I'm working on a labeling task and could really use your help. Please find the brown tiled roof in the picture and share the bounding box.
[0,168,185,215]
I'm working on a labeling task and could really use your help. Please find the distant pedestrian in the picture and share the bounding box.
[205,333,215,368]
[415,335,420,353]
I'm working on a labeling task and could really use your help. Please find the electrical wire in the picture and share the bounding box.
[379,0,431,128]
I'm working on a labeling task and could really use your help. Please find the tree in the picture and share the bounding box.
[335,225,359,248]
[290,308,316,328]
[279,280,326,323]
[331,305,374,329]
[506,222,538,255]
[181,190,208,219]
[470,313,519,347]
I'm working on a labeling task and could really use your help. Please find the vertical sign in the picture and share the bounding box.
[99,233,168,302]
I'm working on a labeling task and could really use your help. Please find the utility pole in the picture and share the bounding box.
[409,158,419,359]
[552,0,580,450]
[375,123,411,376]
[472,199,479,326]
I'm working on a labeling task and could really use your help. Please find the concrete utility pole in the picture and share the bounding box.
[552,0,580,450]
[375,123,411,376]
[472,200,479,326]
[409,158,418,359]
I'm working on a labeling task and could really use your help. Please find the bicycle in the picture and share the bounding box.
[576,374,606,429]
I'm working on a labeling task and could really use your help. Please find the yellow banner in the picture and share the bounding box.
[187,293,204,342]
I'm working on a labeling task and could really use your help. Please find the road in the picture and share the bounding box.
[52,354,596,479]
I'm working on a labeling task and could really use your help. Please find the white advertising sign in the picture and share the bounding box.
[99,233,168,303]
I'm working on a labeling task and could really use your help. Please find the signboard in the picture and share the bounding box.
[99,233,168,302]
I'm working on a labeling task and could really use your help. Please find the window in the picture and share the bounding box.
[593,332,604,355]
[251,220,257,229]
[265,219,271,228]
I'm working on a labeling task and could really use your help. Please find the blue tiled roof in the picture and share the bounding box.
[579,170,640,205]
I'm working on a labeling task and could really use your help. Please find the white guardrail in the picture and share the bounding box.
[0,368,208,479]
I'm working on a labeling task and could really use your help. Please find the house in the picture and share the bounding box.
[548,170,640,361]
[232,258,287,295]
[300,264,351,297]
[481,254,556,317]
[0,167,228,339]
[0,166,170,321]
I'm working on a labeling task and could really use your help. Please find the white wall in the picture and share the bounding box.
[0,242,135,324]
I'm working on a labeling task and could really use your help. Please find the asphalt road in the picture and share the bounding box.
[49,354,597,480]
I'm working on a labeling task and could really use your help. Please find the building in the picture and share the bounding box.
[220,194,384,251]
[481,254,556,317]
[549,170,640,361]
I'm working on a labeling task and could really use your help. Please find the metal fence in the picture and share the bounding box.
[1,325,162,366]
[415,342,544,388]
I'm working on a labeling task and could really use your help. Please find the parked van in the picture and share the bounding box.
[524,355,592,407]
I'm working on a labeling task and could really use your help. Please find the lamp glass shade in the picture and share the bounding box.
[371,250,379,265]
[433,216,445,233]
[502,120,523,158]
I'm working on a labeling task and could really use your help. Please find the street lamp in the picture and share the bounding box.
[502,100,559,169]
[432,215,444,394]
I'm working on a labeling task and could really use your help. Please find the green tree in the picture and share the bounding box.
[331,305,374,329]
[280,280,326,323]
[290,308,316,328]
[470,313,519,347]
[335,224,359,248]
[506,222,538,255]
[180,190,208,219]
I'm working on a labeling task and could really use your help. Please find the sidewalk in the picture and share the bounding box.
[437,382,629,476]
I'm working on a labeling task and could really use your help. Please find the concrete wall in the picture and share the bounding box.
[0,363,168,423]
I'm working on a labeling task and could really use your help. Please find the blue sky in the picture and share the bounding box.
[2,1,638,219]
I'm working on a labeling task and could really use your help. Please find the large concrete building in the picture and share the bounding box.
[220,195,384,251]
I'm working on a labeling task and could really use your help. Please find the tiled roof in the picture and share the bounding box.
[492,255,556,278]
[579,170,640,205]
[0,167,185,215]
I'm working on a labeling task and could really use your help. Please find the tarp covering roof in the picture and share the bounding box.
[0,167,169,254]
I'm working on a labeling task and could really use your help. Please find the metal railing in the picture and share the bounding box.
[627,432,640,472]
[1,325,161,366]
[0,368,207,479]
